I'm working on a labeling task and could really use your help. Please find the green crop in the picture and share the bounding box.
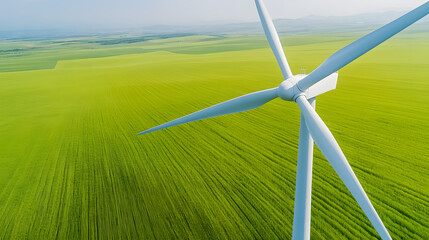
[0,32,428,239]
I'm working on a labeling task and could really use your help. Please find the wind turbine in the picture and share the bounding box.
[137,1,429,239]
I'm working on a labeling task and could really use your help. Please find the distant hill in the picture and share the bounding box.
[1,11,428,39]
[140,11,429,35]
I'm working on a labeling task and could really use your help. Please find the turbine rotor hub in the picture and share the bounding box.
[278,77,305,101]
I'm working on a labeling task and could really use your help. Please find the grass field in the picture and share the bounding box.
[0,31,428,239]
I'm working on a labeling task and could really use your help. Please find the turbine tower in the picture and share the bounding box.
[138,1,429,239]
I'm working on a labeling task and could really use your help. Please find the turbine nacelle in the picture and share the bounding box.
[279,72,339,101]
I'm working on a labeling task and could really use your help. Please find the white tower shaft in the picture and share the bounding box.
[292,98,315,240]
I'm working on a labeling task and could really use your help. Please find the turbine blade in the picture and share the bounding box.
[255,0,293,79]
[298,2,429,91]
[295,95,392,240]
[138,88,278,135]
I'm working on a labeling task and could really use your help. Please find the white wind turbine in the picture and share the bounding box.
[138,1,429,239]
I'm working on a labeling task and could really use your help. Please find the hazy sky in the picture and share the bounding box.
[1,0,427,30]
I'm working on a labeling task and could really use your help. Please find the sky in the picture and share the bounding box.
[0,0,427,30]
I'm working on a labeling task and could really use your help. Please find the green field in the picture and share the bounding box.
[0,31,428,239]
